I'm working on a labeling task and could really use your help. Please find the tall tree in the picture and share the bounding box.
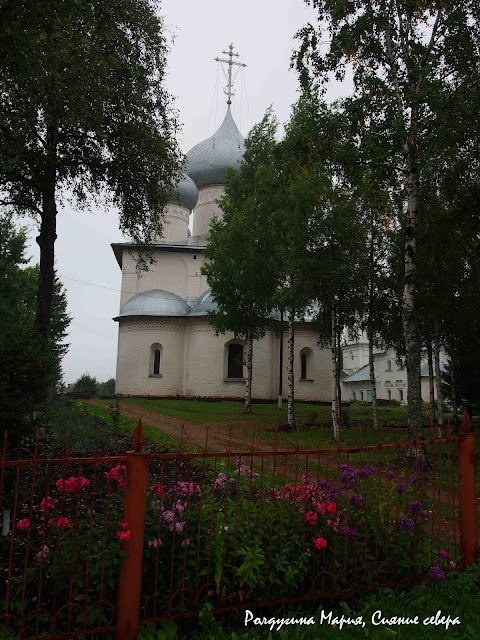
[0,214,70,448]
[295,0,480,438]
[202,111,279,414]
[0,0,182,351]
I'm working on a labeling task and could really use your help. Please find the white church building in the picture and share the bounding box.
[112,51,332,400]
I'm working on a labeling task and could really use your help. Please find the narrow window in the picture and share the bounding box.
[399,389,404,402]
[353,391,356,400]
[228,343,243,379]
[153,349,161,375]
[387,389,392,400]
[301,353,307,380]
[360,391,364,401]
[386,360,392,371]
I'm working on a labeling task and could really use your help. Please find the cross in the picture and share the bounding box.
[215,43,247,105]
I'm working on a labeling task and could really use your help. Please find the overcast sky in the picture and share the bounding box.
[22,0,352,385]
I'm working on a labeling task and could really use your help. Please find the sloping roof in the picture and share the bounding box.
[343,365,371,383]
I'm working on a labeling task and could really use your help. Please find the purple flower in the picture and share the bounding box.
[409,500,423,514]
[385,469,395,480]
[147,538,162,549]
[400,517,414,532]
[358,464,376,479]
[340,465,357,486]
[395,483,406,494]
[181,538,190,548]
[215,473,227,488]
[163,510,175,523]
[340,525,357,538]
[409,473,418,484]
[169,521,185,533]
[349,493,364,509]
[428,565,446,582]
[422,510,430,520]
[439,549,449,559]
[218,525,229,534]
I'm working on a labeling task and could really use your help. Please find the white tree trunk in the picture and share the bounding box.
[1,509,11,537]
[244,328,253,414]
[287,311,295,430]
[402,148,423,440]
[427,339,435,424]
[434,328,443,437]
[331,308,340,440]
[368,328,379,430]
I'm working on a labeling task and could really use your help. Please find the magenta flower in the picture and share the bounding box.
[16,518,30,531]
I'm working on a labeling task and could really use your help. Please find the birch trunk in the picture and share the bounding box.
[331,308,340,440]
[434,327,443,437]
[244,328,253,415]
[368,327,379,430]
[427,339,435,424]
[287,311,295,430]
[402,146,423,440]
[451,347,458,430]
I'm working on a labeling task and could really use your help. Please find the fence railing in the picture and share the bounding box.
[1,413,477,640]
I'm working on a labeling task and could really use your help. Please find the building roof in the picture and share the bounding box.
[111,242,206,268]
[343,365,371,383]
[115,289,191,319]
[186,106,244,188]
[188,288,218,316]
[169,173,199,210]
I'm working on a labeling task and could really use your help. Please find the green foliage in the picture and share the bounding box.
[97,378,116,396]
[73,372,99,394]
[0,213,70,448]
[0,0,183,340]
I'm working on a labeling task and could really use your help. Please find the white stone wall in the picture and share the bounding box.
[115,318,186,396]
[191,185,225,238]
[154,204,190,243]
[115,316,332,401]
[119,249,208,310]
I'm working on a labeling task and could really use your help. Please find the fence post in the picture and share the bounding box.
[116,419,149,640]
[458,409,478,566]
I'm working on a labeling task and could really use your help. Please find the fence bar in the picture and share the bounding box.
[457,410,478,565]
[116,420,150,640]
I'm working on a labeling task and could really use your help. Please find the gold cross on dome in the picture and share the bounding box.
[215,43,247,105]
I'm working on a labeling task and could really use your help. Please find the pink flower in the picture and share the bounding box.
[326,501,337,514]
[150,483,164,496]
[306,511,318,525]
[56,477,90,493]
[317,502,327,515]
[56,517,71,528]
[16,518,30,531]
[35,545,49,560]
[117,530,131,542]
[117,521,130,541]
[147,538,162,549]
[40,496,58,513]
[106,465,126,489]
[313,537,327,550]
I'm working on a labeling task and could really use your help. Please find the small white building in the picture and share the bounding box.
[341,336,446,405]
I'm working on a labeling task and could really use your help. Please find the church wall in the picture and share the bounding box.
[156,204,190,243]
[119,249,209,310]
[192,185,225,237]
[115,318,185,396]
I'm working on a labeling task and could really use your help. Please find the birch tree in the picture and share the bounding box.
[202,111,278,414]
[295,0,480,438]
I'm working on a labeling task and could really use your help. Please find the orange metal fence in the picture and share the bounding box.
[1,413,477,640]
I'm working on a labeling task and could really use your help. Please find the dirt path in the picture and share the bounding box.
[85,399,290,453]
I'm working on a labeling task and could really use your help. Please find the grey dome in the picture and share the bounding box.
[188,288,218,316]
[118,290,190,318]
[168,174,198,210]
[186,107,244,188]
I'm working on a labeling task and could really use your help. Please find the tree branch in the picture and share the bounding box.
[416,5,443,94]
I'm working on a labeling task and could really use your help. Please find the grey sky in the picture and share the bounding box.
[22,0,351,385]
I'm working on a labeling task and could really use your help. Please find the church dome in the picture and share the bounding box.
[118,290,190,318]
[186,107,244,188]
[188,288,218,316]
[168,173,198,210]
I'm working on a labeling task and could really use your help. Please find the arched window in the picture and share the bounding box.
[227,343,244,379]
[299,347,313,380]
[149,343,163,377]
[386,360,392,371]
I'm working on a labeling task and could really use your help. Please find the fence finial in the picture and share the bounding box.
[132,418,144,452]
[462,409,471,433]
